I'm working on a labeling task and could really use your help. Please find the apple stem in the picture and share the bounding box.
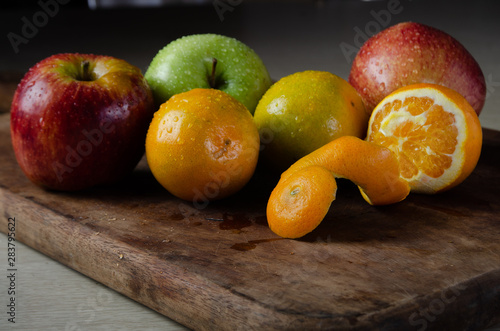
[80,60,93,81]
[210,58,217,89]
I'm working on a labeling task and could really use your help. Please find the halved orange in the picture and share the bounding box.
[366,83,482,194]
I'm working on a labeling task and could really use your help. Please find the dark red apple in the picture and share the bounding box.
[10,53,155,191]
[349,22,486,115]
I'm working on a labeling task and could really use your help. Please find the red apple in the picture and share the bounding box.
[349,22,486,115]
[10,53,155,191]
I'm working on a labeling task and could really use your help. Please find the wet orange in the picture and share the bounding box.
[145,88,260,201]
[366,83,482,193]
[267,165,337,239]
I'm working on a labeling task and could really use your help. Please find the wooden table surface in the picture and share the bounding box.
[1,1,500,330]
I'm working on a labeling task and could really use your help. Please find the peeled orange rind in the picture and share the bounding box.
[267,136,410,239]
[267,165,337,239]
[281,136,410,206]
[367,83,482,194]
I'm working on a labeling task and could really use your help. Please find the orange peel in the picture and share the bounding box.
[267,165,337,239]
[281,136,410,206]
[267,136,410,238]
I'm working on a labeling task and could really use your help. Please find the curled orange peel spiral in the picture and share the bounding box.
[281,136,410,205]
[267,136,410,238]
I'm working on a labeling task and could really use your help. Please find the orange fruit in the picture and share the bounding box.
[145,88,260,201]
[267,165,337,239]
[366,83,482,194]
[253,70,369,171]
[281,136,410,206]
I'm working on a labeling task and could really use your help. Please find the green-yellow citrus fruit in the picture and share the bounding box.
[253,70,369,171]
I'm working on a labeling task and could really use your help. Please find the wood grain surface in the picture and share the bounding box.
[1,110,499,330]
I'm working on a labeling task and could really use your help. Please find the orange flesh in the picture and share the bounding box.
[368,96,459,180]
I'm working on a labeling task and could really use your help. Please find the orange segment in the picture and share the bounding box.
[267,165,337,239]
[367,83,482,194]
[281,136,410,206]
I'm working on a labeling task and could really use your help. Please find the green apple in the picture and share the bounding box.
[145,33,272,114]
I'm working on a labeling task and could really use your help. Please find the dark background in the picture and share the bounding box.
[1,0,499,82]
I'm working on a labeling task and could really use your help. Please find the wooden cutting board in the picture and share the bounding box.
[1,109,499,330]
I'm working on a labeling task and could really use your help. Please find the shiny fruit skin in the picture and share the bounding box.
[254,70,368,171]
[10,53,155,191]
[145,88,260,202]
[145,33,272,114]
[349,22,486,115]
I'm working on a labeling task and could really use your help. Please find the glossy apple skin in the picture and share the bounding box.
[145,34,272,114]
[349,22,486,115]
[10,53,155,191]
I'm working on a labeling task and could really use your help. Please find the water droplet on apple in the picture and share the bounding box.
[378,69,383,75]
[412,69,419,75]
[378,83,386,92]
[408,58,414,63]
